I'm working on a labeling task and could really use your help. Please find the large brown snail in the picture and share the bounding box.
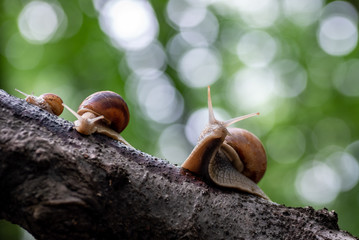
[181,87,269,200]
[15,89,64,116]
[62,91,131,146]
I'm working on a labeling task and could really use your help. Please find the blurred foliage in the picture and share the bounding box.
[0,220,22,240]
[1,0,359,238]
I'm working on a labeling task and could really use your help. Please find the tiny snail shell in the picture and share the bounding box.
[15,89,64,116]
[62,91,131,146]
[181,86,269,200]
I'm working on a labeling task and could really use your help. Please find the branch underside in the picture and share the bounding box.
[0,90,357,240]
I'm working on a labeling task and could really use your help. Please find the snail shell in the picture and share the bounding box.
[15,89,64,116]
[182,87,269,200]
[225,128,266,183]
[78,91,130,133]
[62,91,131,146]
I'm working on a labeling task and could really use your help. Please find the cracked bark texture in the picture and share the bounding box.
[0,89,357,240]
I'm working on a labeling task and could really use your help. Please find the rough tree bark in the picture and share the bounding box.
[0,89,357,240]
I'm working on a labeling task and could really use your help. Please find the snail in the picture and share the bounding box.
[181,86,269,200]
[62,91,131,146]
[15,89,64,116]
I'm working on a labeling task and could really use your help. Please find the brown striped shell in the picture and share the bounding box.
[40,93,64,116]
[77,91,129,133]
[224,128,267,184]
[181,86,269,200]
[15,89,64,116]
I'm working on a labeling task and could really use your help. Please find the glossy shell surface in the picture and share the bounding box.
[41,93,64,116]
[224,128,267,183]
[77,91,130,133]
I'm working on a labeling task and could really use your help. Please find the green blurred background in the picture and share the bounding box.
[1,0,359,238]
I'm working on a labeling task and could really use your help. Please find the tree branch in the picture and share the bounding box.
[0,89,357,240]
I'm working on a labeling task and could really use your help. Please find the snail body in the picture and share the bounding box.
[181,87,269,200]
[15,89,64,116]
[62,91,131,146]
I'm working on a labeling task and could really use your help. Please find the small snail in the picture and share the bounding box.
[62,91,131,146]
[181,86,269,200]
[15,89,64,116]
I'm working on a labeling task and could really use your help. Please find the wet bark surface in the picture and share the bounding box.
[0,89,357,240]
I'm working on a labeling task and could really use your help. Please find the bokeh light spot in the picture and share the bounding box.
[231,0,280,28]
[273,59,307,98]
[318,15,358,56]
[126,42,167,75]
[99,0,158,50]
[346,140,359,161]
[296,162,341,204]
[133,72,184,124]
[166,0,207,28]
[180,10,219,47]
[178,48,222,88]
[326,152,359,191]
[185,108,208,146]
[143,84,183,124]
[283,0,323,26]
[236,30,277,68]
[231,67,276,112]
[322,1,358,24]
[166,34,191,69]
[18,1,65,44]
